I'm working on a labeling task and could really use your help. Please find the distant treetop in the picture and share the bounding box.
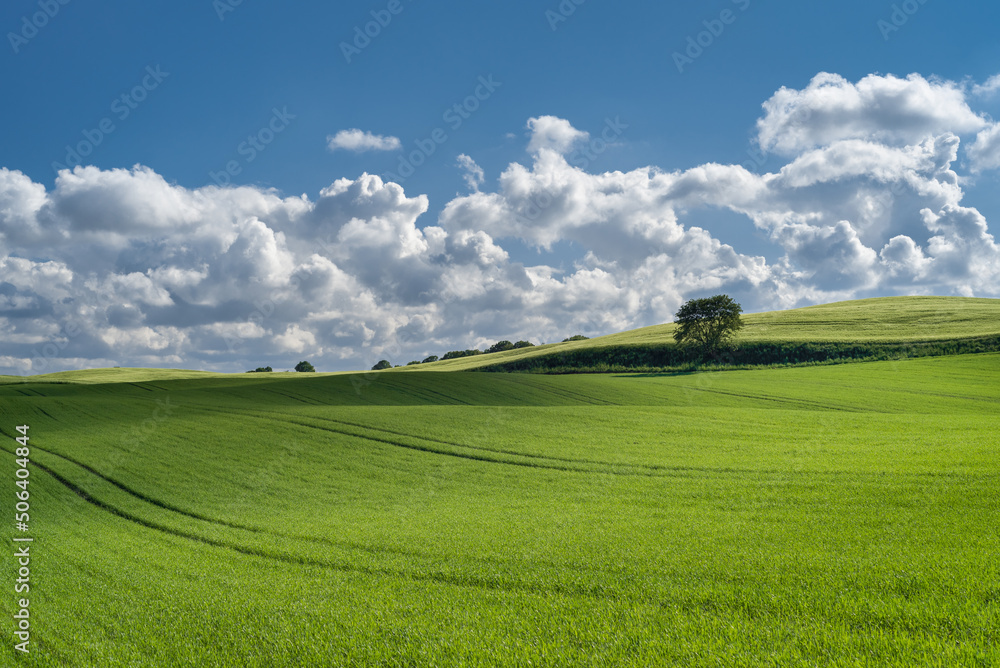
[441,349,481,360]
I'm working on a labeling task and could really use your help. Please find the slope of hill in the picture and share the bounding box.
[401,296,1000,372]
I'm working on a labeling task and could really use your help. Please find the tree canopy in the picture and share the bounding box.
[487,340,515,354]
[294,360,316,372]
[442,349,481,360]
[672,295,744,351]
[371,359,392,370]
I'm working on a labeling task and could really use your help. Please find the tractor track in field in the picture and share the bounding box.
[262,388,325,405]
[180,404,606,472]
[512,378,616,406]
[179,402,697,475]
[677,384,862,412]
[382,378,475,406]
[267,413,760,478]
[21,451,634,603]
[133,402,1000,483]
[35,405,58,421]
[5,439,268,533]
[294,413,641,470]
[0,441,463,563]
[178,403,849,478]
[270,416,589,472]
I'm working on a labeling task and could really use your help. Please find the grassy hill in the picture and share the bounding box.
[401,296,1000,372]
[1,352,999,665]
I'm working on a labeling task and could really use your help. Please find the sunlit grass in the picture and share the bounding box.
[0,353,997,665]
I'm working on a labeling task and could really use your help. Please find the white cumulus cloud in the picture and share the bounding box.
[967,123,1000,172]
[757,72,986,154]
[327,129,401,153]
[456,154,485,192]
[526,116,589,155]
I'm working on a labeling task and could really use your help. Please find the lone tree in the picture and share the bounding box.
[371,359,392,370]
[673,295,744,352]
[294,360,316,372]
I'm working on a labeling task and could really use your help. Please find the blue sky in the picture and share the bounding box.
[2,0,999,373]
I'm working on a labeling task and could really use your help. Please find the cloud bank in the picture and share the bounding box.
[1,72,998,374]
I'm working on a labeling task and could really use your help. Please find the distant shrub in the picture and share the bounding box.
[246,366,273,373]
[562,335,589,342]
[422,355,440,364]
[474,335,1000,374]
[513,341,534,349]
[371,360,392,370]
[294,361,316,373]
[487,340,515,354]
[406,360,422,366]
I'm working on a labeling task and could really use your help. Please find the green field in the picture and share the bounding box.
[1,343,998,664]
[1,298,999,665]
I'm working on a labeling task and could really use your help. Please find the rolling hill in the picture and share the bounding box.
[400,296,1000,372]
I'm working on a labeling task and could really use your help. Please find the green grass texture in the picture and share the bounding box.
[0,352,998,665]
